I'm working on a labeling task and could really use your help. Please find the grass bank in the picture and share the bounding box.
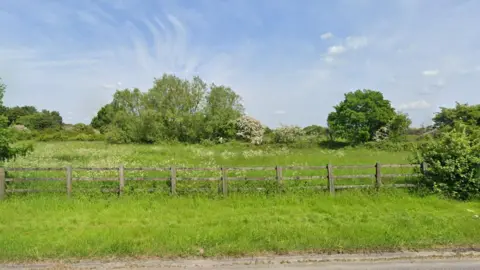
[1,190,479,261]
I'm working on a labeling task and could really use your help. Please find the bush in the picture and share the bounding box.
[413,126,480,200]
[364,141,419,151]
[272,125,305,144]
[236,116,264,145]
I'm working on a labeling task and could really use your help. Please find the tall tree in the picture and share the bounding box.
[203,84,244,140]
[0,78,32,162]
[327,89,407,144]
[433,102,480,130]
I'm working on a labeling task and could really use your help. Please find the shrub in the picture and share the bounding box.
[413,125,480,200]
[272,125,305,144]
[236,115,264,145]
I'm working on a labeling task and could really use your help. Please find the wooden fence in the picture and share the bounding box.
[0,162,427,200]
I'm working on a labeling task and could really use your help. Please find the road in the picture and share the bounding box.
[2,251,480,269]
[3,259,480,269]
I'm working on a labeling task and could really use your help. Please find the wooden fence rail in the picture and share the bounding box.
[0,162,427,200]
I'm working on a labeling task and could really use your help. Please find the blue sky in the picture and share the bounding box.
[1,0,479,127]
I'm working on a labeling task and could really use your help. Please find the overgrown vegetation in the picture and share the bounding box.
[0,79,33,163]
[1,190,479,261]
[2,73,480,201]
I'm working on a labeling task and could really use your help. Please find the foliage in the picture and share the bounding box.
[1,106,38,126]
[373,113,412,142]
[236,115,264,145]
[303,125,326,136]
[433,102,480,130]
[91,74,245,144]
[0,79,33,162]
[272,125,305,144]
[202,84,243,141]
[327,89,410,144]
[413,125,480,200]
[2,190,480,261]
[16,110,63,131]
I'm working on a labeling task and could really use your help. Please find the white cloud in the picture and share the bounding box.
[1,0,480,128]
[273,110,286,115]
[422,70,440,76]
[320,32,333,40]
[397,100,431,110]
[345,36,368,49]
[327,45,346,55]
[324,56,334,63]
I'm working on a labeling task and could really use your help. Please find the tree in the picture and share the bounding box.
[0,78,33,162]
[17,110,63,130]
[91,104,115,132]
[327,89,408,144]
[203,84,244,140]
[433,102,480,130]
[92,74,247,144]
[303,125,326,136]
[3,106,38,126]
[146,74,207,142]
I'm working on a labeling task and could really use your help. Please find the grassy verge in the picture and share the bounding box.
[1,190,479,262]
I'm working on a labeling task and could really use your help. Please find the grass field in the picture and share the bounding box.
[3,141,418,193]
[1,190,480,261]
[3,141,478,262]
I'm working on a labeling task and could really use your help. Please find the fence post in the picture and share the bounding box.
[66,166,72,198]
[276,165,283,187]
[170,166,176,195]
[327,163,335,195]
[0,168,5,200]
[119,165,125,196]
[221,167,227,196]
[421,162,428,176]
[375,162,382,188]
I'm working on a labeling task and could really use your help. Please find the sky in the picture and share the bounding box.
[1,0,479,127]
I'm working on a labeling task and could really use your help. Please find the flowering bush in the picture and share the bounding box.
[272,125,305,144]
[236,116,264,145]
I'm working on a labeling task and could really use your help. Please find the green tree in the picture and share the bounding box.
[17,110,63,130]
[433,102,480,130]
[0,78,33,162]
[91,104,115,132]
[327,89,407,144]
[92,73,247,144]
[3,106,38,126]
[146,74,207,142]
[303,125,326,136]
[203,84,244,140]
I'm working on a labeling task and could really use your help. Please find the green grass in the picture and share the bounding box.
[1,190,480,261]
[4,141,418,193]
[2,142,480,261]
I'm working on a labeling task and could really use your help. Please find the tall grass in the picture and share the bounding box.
[3,141,419,194]
[1,190,479,261]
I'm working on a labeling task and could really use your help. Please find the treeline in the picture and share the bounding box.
[2,73,480,147]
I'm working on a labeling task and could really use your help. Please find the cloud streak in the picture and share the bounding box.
[0,0,479,128]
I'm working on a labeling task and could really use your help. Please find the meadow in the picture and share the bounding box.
[3,141,418,194]
[2,141,479,262]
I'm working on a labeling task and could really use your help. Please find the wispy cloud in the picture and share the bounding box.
[327,45,346,55]
[398,100,431,110]
[320,32,333,40]
[0,0,480,127]
[422,70,440,76]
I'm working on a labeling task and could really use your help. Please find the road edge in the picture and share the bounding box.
[2,250,480,269]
